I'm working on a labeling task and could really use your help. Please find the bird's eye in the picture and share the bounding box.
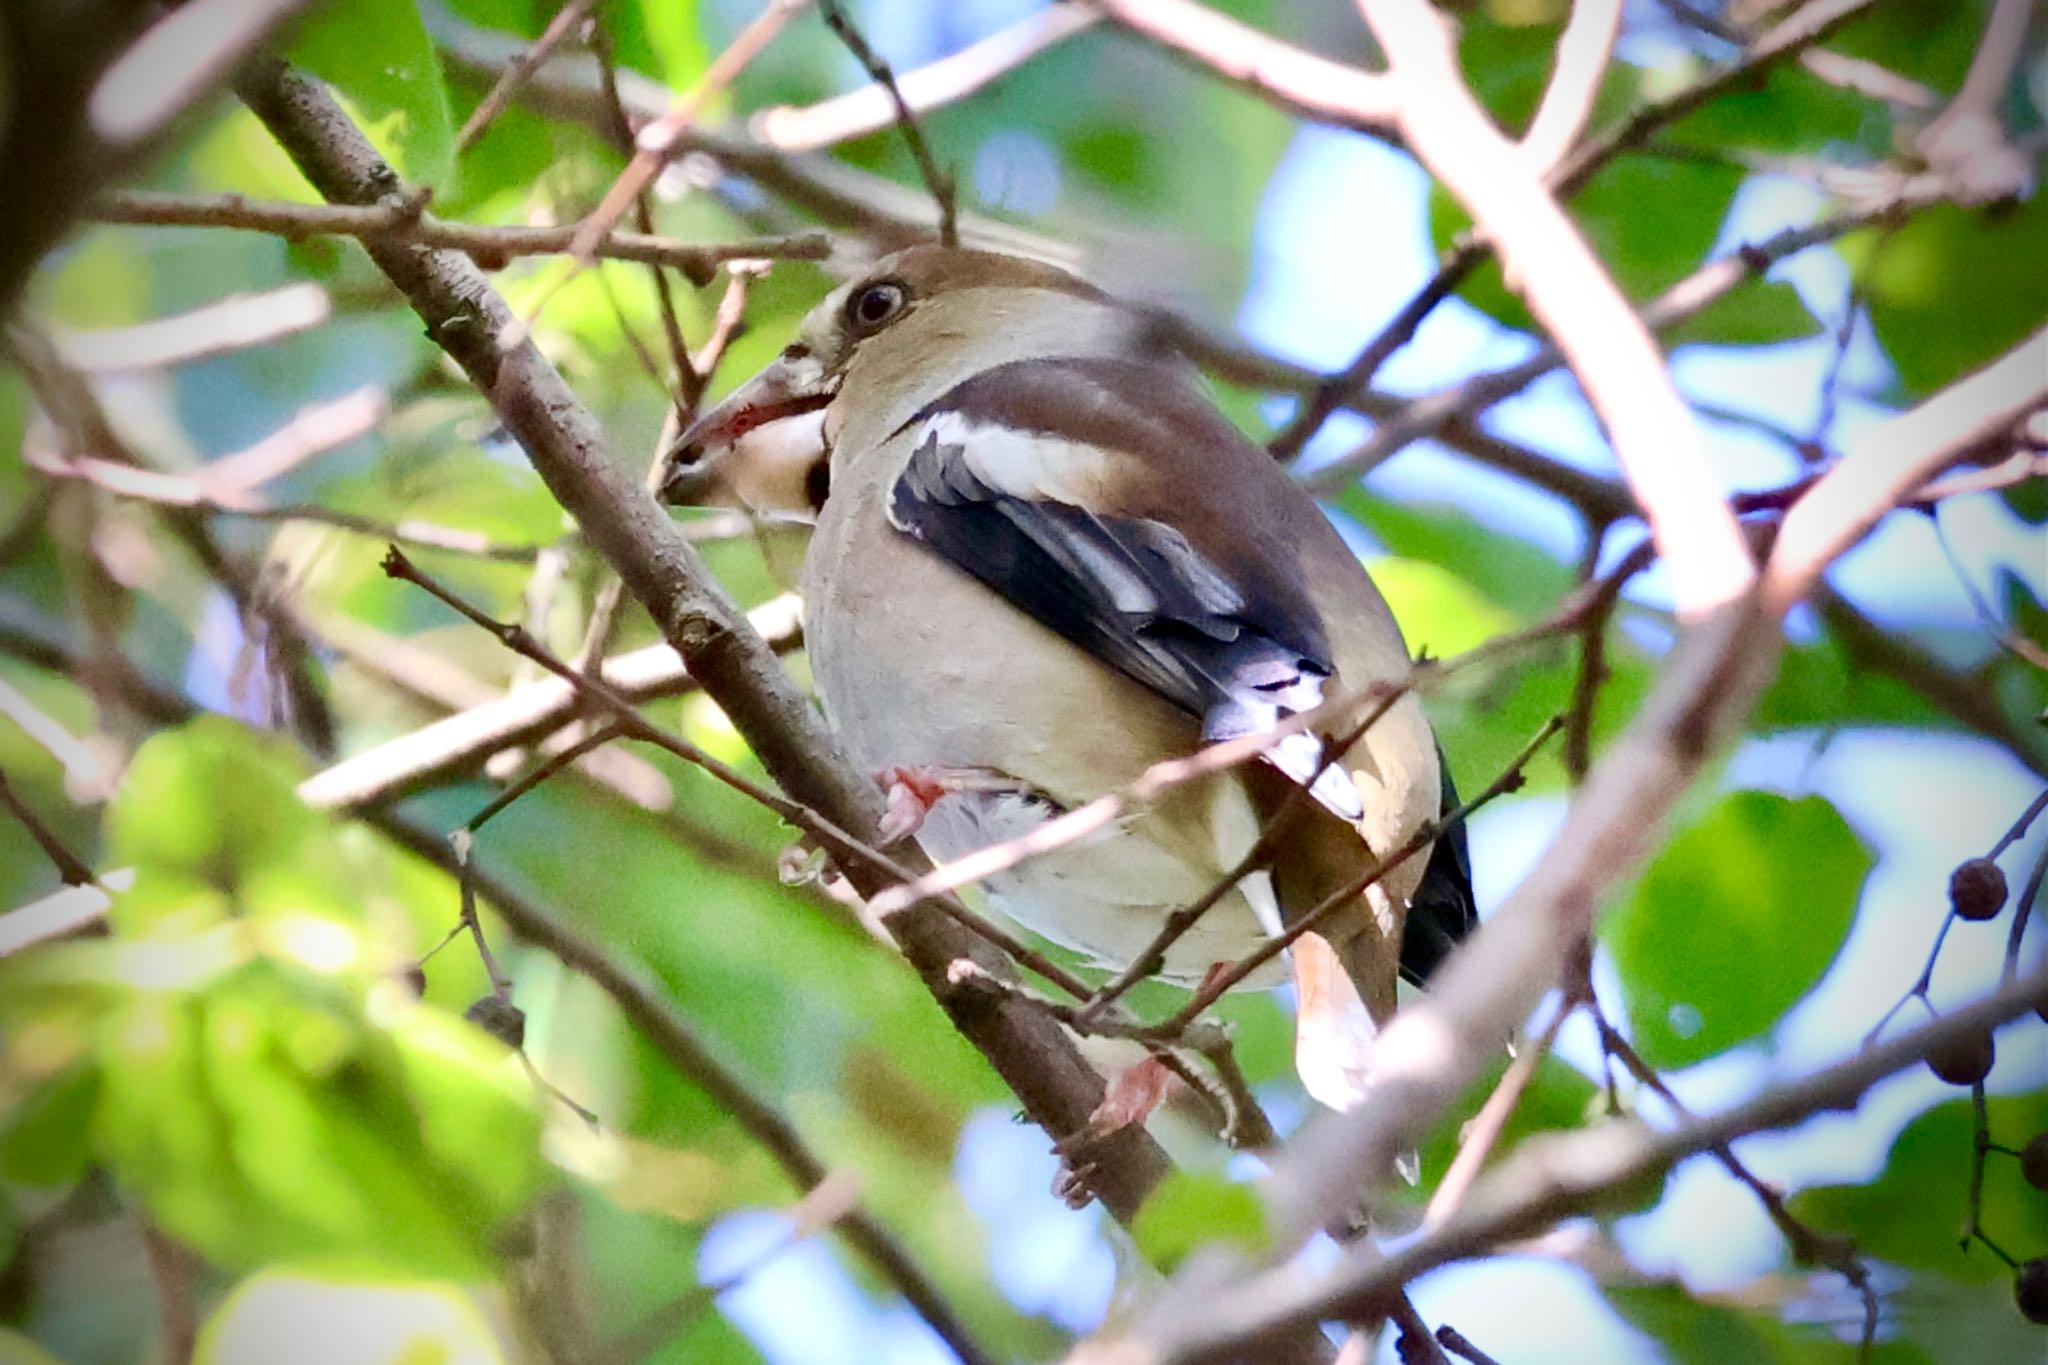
[845,280,907,333]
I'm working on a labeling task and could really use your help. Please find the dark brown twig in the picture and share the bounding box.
[818,0,958,246]
[0,765,95,886]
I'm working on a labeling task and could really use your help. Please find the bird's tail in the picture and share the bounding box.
[1291,929,1381,1113]
[1292,927,1422,1184]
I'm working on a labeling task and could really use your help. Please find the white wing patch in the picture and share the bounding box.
[917,410,1110,506]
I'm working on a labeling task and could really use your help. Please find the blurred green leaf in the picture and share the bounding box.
[92,960,546,1279]
[1604,792,1870,1068]
[1669,278,1823,349]
[1133,1169,1268,1272]
[1336,493,1575,620]
[0,1066,99,1188]
[1368,554,1524,659]
[1846,195,2048,398]
[105,719,332,936]
[0,1329,67,1365]
[290,0,456,186]
[1606,1281,1936,1364]
[1664,60,1879,158]
[1827,0,1993,95]
[1399,1049,1601,1207]
[1792,1087,2048,1285]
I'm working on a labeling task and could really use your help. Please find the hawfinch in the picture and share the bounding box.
[664,247,1473,1116]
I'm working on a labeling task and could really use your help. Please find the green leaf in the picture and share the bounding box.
[1367,555,1524,659]
[1397,1050,1601,1207]
[1133,1170,1269,1273]
[1846,194,2048,398]
[1664,61,1880,158]
[0,1066,99,1188]
[1826,0,1993,96]
[1668,278,1823,349]
[1606,1282,1936,1364]
[1603,792,1871,1068]
[1432,156,1745,338]
[90,961,546,1279]
[1334,493,1575,621]
[1793,1088,2048,1285]
[290,0,456,186]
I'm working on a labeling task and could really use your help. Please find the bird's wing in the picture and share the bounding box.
[884,355,1363,819]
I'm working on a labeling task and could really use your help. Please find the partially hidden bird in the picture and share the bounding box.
[664,246,1474,1121]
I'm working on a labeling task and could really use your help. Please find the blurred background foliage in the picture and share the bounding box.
[0,0,2043,1362]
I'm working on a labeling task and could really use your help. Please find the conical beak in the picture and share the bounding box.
[661,350,837,519]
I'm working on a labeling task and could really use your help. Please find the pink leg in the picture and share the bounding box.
[874,763,1013,844]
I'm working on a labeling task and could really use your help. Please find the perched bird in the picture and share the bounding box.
[664,246,1473,1119]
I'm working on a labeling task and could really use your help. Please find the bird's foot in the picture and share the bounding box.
[1049,1054,1177,1209]
[874,763,1012,844]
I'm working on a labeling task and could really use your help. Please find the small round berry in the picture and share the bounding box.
[1950,858,2008,922]
[2016,1259,2048,1325]
[2021,1133,2048,1194]
[1927,1029,1996,1087]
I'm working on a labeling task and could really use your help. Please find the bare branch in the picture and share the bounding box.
[456,0,600,152]
[1078,968,2048,1364]
[93,189,829,286]
[1763,325,2048,612]
[570,0,813,262]
[1519,0,1624,173]
[1273,0,1888,461]
[1091,0,1399,135]
[818,0,959,246]
[754,5,1100,151]
[296,596,802,810]
[1355,0,1755,617]
[49,282,330,372]
[0,765,96,886]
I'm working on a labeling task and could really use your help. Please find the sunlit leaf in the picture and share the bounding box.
[197,1270,508,1365]
[290,0,456,186]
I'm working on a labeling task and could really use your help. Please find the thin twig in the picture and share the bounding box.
[94,189,828,287]
[819,0,958,246]
[1519,0,1624,174]
[0,765,96,886]
[379,546,1098,1000]
[369,812,994,1365]
[456,0,600,152]
[1276,0,1887,463]
[1155,717,1561,1037]
[753,6,1100,151]
[1595,1012,1879,1360]
[570,0,813,262]
[1423,999,1572,1229]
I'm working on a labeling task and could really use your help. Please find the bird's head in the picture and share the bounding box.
[661,245,1129,521]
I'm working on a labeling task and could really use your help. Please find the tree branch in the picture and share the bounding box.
[1089,0,1400,136]
[1077,967,2048,1363]
[92,189,829,287]
[1519,0,1623,173]
[1355,0,1755,618]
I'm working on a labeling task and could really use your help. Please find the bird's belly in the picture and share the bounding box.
[914,787,1286,989]
[803,511,1285,986]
